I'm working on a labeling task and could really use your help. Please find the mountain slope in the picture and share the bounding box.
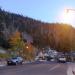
[0,8,75,52]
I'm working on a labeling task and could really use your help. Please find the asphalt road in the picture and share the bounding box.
[0,62,70,75]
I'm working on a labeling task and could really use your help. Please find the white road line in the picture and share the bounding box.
[48,64,60,71]
[67,66,73,75]
[67,63,75,75]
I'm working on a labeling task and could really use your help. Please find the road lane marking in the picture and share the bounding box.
[67,66,73,75]
[48,64,60,71]
[67,63,75,75]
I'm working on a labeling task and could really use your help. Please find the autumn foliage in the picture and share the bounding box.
[8,31,35,60]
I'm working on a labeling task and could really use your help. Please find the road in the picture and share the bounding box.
[0,61,74,75]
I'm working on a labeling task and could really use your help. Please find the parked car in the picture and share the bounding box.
[57,56,66,63]
[7,56,23,65]
[46,56,54,61]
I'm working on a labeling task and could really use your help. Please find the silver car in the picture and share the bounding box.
[7,57,23,65]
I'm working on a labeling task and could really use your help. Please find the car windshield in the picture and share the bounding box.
[12,57,17,59]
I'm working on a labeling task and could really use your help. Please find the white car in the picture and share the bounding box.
[58,56,66,63]
[7,56,23,65]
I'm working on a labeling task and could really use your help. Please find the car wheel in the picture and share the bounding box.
[15,62,18,65]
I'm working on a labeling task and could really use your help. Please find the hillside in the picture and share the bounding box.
[0,8,75,52]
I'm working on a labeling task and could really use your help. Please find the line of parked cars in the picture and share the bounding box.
[35,55,67,63]
[7,55,67,66]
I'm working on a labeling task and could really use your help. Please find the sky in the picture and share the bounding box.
[0,0,75,27]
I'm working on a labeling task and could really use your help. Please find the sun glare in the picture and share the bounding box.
[59,9,75,27]
[63,10,73,24]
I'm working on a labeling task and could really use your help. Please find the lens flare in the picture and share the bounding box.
[59,9,75,27]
